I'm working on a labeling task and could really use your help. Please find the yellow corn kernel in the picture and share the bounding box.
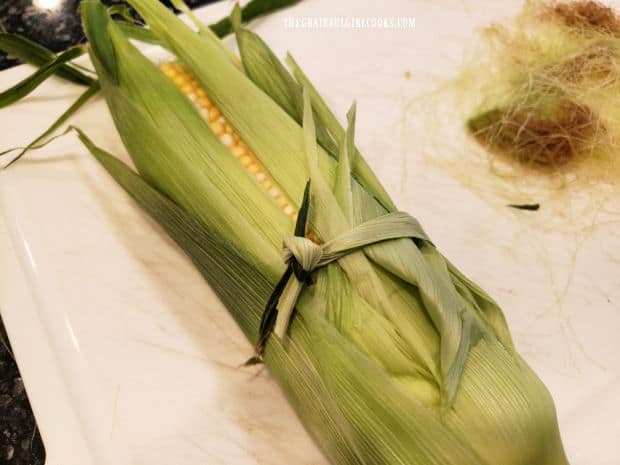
[240,155,253,167]
[275,196,288,209]
[197,96,213,109]
[247,163,260,175]
[220,134,234,147]
[180,84,193,95]
[160,63,175,76]
[173,74,188,87]
[231,146,246,159]
[209,107,221,121]
[209,121,225,137]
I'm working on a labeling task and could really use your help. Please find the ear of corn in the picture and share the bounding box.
[77,1,570,464]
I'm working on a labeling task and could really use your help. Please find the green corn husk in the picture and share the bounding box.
[73,1,570,464]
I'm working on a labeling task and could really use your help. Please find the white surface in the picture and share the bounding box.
[0,0,619,464]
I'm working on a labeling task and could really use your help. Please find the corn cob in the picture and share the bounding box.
[73,1,574,464]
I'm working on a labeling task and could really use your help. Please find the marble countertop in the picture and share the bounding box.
[0,318,45,465]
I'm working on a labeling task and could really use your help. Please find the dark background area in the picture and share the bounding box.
[0,2,218,463]
[0,320,44,465]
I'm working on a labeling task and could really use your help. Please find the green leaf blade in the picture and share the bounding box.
[0,46,87,109]
[0,33,96,86]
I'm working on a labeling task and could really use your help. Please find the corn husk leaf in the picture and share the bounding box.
[230,4,341,165]
[0,33,96,85]
[107,4,136,23]
[286,53,397,212]
[334,104,356,224]
[1,83,100,167]
[231,4,301,121]
[0,46,88,108]
[114,22,162,45]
